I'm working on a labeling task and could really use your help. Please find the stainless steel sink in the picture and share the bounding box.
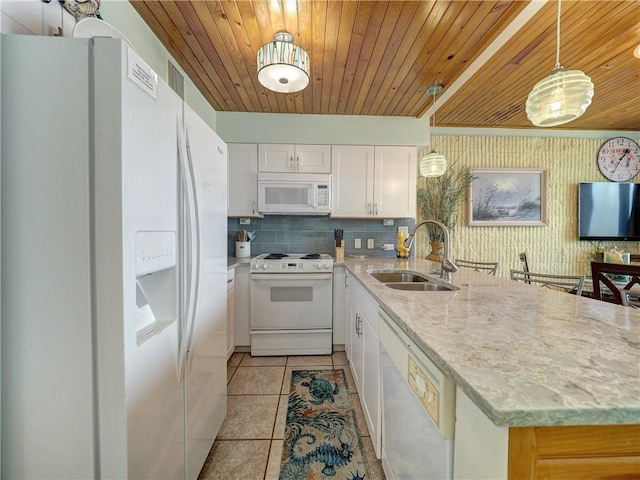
[369,271,429,283]
[383,282,458,292]
[367,269,459,292]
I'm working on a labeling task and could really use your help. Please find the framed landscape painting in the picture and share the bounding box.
[468,168,548,226]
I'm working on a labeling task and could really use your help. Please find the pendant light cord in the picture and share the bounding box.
[432,90,437,131]
[430,90,437,152]
[554,0,562,69]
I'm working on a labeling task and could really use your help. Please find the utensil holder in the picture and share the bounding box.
[236,241,250,258]
[334,240,344,262]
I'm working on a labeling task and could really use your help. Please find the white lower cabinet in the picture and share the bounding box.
[332,266,346,347]
[349,296,364,390]
[226,269,235,359]
[234,264,251,347]
[361,313,380,454]
[347,274,381,458]
[344,270,352,360]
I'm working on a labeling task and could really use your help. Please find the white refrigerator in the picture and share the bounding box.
[1,34,227,479]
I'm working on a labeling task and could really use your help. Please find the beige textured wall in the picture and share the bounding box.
[417,135,639,278]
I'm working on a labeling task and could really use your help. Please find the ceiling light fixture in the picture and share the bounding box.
[419,83,447,177]
[257,31,310,94]
[526,0,594,127]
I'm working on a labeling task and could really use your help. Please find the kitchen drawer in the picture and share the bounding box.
[250,330,332,356]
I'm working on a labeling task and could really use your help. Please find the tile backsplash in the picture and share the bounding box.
[228,216,415,258]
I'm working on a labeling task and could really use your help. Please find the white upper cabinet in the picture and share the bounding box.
[374,146,417,218]
[331,145,416,218]
[331,145,375,217]
[230,143,415,218]
[259,144,331,173]
[228,143,260,217]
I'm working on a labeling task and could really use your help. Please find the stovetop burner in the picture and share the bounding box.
[262,253,326,260]
[264,253,289,260]
[300,254,321,260]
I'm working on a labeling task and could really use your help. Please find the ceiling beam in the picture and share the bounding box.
[425,0,548,119]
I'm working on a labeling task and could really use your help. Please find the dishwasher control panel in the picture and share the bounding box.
[408,356,440,426]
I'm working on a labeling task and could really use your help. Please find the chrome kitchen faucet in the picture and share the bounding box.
[404,219,458,282]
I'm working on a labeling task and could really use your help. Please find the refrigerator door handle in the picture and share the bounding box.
[177,120,201,383]
[184,125,202,377]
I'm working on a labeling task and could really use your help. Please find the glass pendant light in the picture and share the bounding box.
[526,0,594,127]
[257,31,310,93]
[419,83,447,177]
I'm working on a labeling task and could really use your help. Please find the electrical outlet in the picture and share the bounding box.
[239,218,251,225]
[383,219,394,226]
[367,239,375,249]
[354,238,361,249]
[383,244,394,251]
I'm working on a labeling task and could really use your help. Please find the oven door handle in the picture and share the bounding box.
[251,273,333,281]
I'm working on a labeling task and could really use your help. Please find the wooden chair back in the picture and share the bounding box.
[590,262,640,306]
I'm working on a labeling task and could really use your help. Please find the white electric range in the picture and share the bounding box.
[249,253,334,356]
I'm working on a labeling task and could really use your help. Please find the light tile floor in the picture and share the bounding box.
[198,352,385,480]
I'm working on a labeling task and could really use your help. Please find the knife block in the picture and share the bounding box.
[334,240,344,262]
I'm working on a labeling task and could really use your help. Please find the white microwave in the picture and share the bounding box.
[258,173,331,215]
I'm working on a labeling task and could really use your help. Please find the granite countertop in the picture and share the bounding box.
[227,257,252,269]
[341,257,640,428]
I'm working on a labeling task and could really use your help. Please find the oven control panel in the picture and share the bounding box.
[250,260,333,273]
[281,262,304,271]
[311,262,334,271]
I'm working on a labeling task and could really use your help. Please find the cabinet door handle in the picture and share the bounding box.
[290,156,294,171]
[374,203,379,215]
[296,156,300,171]
[252,201,256,215]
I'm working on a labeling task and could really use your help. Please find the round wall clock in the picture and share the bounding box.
[596,136,640,182]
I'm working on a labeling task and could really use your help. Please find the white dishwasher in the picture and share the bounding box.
[379,309,455,480]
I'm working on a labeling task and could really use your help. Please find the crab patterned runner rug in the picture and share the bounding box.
[279,369,371,480]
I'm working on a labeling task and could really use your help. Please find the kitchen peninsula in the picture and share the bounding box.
[340,257,640,479]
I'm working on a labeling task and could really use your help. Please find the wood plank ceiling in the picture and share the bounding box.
[131,0,640,130]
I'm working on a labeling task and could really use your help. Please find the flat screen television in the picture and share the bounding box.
[578,182,640,241]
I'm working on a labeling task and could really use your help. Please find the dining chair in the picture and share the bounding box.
[510,269,585,296]
[518,252,530,283]
[455,259,498,276]
[621,289,640,309]
[590,262,640,307]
